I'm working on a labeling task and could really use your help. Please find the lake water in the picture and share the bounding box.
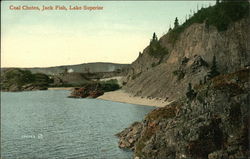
[1,90,154,159]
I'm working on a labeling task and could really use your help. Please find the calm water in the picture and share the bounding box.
[1,90,154,159]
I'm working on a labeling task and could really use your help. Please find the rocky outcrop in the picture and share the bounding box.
[2,83,47,92]
[68,79,120,98]
[68,84,104,98]
[123,18,250,101]
[21,84,47,91]
[117,68,249,159]
[2,83,48,92]
[116,122,143,150]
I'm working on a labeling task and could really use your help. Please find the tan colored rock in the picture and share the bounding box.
[124,18,249,102]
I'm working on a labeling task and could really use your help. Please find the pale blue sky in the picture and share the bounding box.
[1,1,215,67]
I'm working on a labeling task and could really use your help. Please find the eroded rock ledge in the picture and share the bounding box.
[117,68,249,159]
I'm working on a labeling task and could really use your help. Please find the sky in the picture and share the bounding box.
[1,1,215,68]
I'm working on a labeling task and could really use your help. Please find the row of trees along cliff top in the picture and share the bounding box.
[142,0,249,58]
[167,0,249,44]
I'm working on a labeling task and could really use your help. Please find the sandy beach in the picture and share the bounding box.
[98,89,171,107]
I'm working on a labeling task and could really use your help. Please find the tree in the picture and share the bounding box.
[149,33,168,58]
[207,55,220,79]
[152,32,158,41]
[174,17,179,28]
[5,69,35,86]
[148,32,169,59]
[33,73,52,86]
[186,83,196,100]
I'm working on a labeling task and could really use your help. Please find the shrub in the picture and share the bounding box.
[173,69,185,80]
[100,79,120,92]
[186,83,197,100]
[33,73,52,86]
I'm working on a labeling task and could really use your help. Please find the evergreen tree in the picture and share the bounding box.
[152,32,158,41]
[186,83,196,100]
[174,17,179,28]
[149,32,168,58]
[207,55,220,79]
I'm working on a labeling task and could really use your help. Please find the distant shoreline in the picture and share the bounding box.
[48,87,74,90]
[98,89,172,107]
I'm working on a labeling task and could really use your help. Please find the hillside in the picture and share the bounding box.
[0,68,53,91]
[123,12,249,102]
[118,1,250,159]
[2,62,129,75]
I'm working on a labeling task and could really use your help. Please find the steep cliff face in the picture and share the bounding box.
[124,18,249,101]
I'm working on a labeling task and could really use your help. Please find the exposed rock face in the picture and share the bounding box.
[68,84,104,98]
[124,18,250,101]
[118,69,249,159]
[116,122,143,150]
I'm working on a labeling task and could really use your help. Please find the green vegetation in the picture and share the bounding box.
[100,79,120,92]
[1,69,52,91]
[148,33,169,59]
[174,17,179,28]
[169,0,249,44]
[4,69,34,86]
[33,73,52,86]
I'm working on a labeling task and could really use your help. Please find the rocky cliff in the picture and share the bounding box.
[124,17,249,101]
[118,68,249,159]
[118,2,250,159]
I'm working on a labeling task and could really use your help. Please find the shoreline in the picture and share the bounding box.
[97,89,171,107]
[48,87,74,90]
